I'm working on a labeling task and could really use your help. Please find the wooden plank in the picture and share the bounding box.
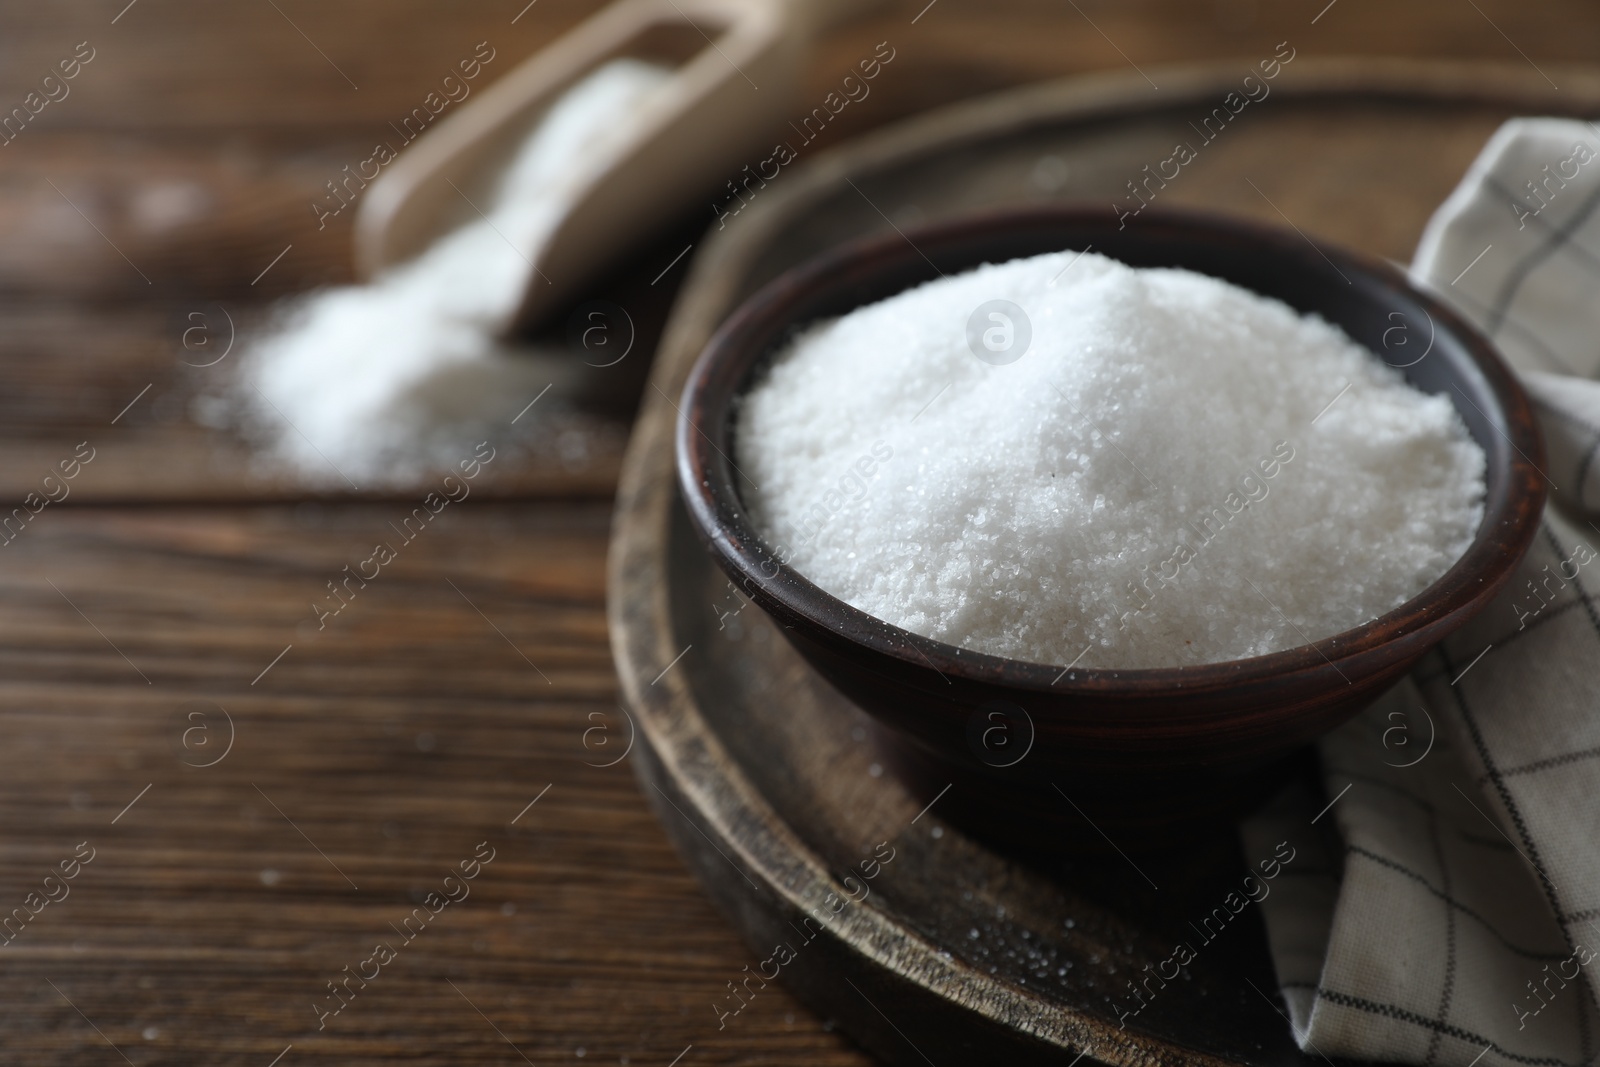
[0,503,870,1064]
[0,0,1597,1062]
[0,0,1593,135]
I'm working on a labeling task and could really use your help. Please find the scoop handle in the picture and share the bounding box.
[777,0,881,34]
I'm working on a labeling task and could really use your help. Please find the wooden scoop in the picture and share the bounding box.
[353,0,867,335]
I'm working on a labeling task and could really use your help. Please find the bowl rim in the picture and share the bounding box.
[676,203,1546,695]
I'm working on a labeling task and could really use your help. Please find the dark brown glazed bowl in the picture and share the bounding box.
[675,204,1545,848]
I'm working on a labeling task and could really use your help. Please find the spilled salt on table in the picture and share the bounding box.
[211,59,672,485]
[735,251,1487,669]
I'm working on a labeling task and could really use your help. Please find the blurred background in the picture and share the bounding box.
[0,1,1594,1063]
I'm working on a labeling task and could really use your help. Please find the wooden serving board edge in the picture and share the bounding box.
[606,58,1595,1066]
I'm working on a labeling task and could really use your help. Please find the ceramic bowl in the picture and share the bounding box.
[676,205,1545,846]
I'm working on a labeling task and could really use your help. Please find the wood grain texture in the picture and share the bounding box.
[0,503,872,1064]
[0,0,1596,1063]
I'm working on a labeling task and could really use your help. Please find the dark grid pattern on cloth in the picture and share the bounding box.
[1245,117,1600,1067]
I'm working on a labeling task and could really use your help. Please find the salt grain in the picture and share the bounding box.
[226,59,672,484]
[736,251,1486,668]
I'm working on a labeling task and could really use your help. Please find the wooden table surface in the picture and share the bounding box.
[1,2,1595,1064]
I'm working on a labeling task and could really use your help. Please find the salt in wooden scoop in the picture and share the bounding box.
[352,0,870,336]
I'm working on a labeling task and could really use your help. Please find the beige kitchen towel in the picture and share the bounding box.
[1254,117,1600,1067]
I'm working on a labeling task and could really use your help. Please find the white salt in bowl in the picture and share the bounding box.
[676,205,1544,846]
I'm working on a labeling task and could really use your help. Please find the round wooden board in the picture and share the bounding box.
[607,59,1600,1066]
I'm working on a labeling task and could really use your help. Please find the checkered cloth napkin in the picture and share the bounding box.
[1251,118,1600,1066]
